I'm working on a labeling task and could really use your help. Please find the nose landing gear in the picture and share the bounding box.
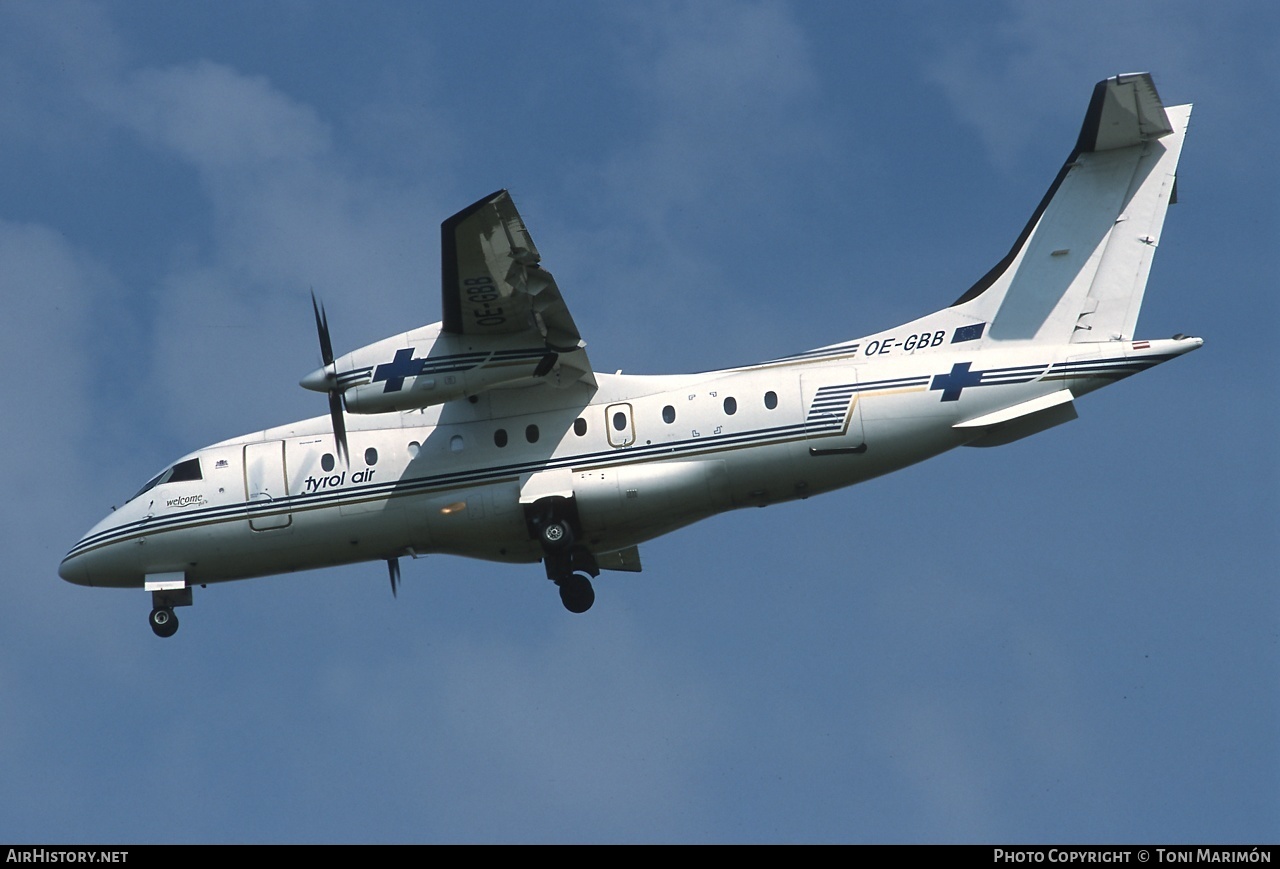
[145,580,193,638]
[149,607,179,638]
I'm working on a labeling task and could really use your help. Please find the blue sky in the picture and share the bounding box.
[2,0,1275,844]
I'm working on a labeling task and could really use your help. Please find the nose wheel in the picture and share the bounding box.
[149,607,179,638]
[146,583,192,638]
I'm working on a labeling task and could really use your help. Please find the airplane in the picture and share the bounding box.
[59,73,1200,637]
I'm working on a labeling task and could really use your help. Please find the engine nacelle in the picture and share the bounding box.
[303,321,564,414]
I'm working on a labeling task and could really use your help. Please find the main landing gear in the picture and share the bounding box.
[556,572,595,614]
[527,497,597,614]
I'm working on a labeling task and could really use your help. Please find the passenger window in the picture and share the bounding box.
[321,453,335,472]
[574,418,587,437]
[449,435,464,452]
[613,412,627,431]
[723,396,737,415]
[526,424,540,444]
[494,429,508,447]
[764,391,778,410]
[662,405,676,424]
[364,447,378,466]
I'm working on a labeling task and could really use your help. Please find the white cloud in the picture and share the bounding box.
[609,0,822,218]
[97,60,435,299]
[105,61,334,173]
[0,221,108,518]
[548,1,832,371]
[57,59,454,446]
[0,219,138,656]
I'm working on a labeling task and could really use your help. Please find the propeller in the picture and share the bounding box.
[387,557,400,598]
[306,291,350,466]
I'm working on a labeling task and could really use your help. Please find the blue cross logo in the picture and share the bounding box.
[930,361,984,402]
[373,348,424,393]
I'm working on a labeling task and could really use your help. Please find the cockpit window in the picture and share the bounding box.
[168,459,203,483]
[131,458,202,501]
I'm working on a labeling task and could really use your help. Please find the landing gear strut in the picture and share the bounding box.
[526,496,597,614]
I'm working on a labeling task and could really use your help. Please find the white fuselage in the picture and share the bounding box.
[57,75,1201,634]
[58,337,1196,589]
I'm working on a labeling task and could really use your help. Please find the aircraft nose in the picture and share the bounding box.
[59,510,139,588]
[300,364,336,393]
[58,549,88,585]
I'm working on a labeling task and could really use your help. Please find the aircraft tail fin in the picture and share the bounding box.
[949,73,1190,345]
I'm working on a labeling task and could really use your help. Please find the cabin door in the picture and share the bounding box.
[244,441,291,530]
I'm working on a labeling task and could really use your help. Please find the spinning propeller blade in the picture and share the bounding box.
[327,390,349,468]
[312,292,335,366]
[309,291,349,466]
[387,558,400,598]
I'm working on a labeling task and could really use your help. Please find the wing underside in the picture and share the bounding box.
[440,190,594,387]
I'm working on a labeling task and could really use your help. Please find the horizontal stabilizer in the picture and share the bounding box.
[955,389,1075,429]
[958,389,1078,448]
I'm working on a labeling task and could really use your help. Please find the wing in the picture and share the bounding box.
[440,190,595,387]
